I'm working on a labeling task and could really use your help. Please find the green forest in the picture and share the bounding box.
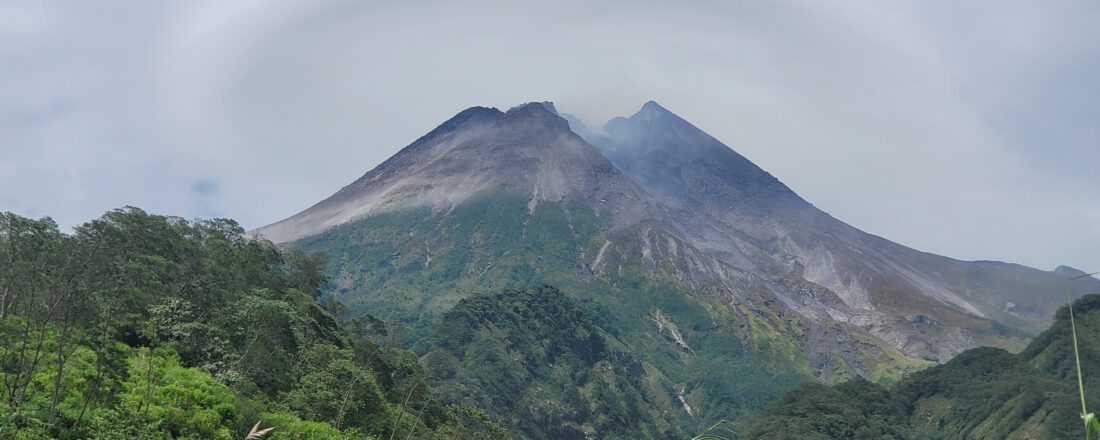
[2,206,1094,440]
[744,294,1100,439]
[417,285,679,439]
[0,208,504,439]
[293,188,815,438]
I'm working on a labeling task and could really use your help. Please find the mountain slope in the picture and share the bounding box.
[284,174,823,437]
[571,101,1100,361]
[746,293,1100,439]
[255,100,1098,437]
[258,103,855,437]
[259,102,650,244]
[417,285,686,440]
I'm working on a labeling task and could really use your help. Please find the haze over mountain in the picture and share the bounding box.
[566,101,1091,358]
[256,101,1100,438]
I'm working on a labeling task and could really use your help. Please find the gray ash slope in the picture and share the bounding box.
[569,101,1099,361]
[258,100,1100,366]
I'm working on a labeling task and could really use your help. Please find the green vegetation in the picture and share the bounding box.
[746,379,910,439]
[0,201,840,439]
[744,294,1100,439]
[0,208,503,439]
[7,202,1083,439]
[418,285,680,439]
[296,187,823,437]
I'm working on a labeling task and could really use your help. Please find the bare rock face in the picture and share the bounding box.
[257,99,1100,370]
[573,101,1100,361]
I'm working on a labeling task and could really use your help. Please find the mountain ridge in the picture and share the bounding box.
[570,101,1096,358]
[257,102,654,243]
[256,100,1100,358]
[254,99,1100,438]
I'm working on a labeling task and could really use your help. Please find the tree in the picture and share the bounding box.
[284,250,329,300]
[287,344,388,431]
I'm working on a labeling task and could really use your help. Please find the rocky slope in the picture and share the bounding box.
[254,100,1099,437]
[259,102,651,244]
[569,101,1098,361]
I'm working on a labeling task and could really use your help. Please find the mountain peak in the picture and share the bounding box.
[629,100,682,123]
[587,99,805,236]
[255,101,647,243]
[255,98,1095,404]
[1054,265,1092,279]
[422,106,502,137]
[601,101,699,140]
[639,100,668,114]
[506,101,558,116]
[502,101,571,132]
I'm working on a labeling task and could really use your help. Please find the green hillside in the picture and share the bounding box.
[744,294,1100,439]
[418,285,682,439]
[293,186,932,437]
[0,208,503,439]
[0,204,932,439]
[4,205,1090,439]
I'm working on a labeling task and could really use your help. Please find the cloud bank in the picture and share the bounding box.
[1,0,1098,272]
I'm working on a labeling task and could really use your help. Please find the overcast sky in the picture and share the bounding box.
[2,0,1098,272]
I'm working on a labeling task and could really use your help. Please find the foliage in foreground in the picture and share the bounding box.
[0,208,503,439]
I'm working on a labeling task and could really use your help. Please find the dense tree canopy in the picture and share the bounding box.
[418,285,679,439]
[0,208,503,439]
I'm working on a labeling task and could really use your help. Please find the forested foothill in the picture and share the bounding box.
[0,208,504,439]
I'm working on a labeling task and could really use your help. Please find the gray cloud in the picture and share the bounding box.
[1,0,1097,272]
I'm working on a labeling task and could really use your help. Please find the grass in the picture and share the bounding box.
[689,419,736,440]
